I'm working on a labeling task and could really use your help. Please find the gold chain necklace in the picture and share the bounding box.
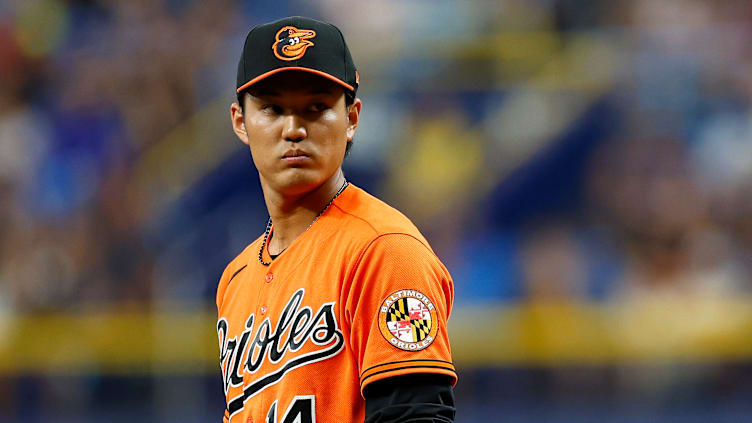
[258,180,349,266]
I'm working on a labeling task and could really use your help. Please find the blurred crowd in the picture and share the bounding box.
[2,0,752,314]
[448,0,752,305]
[0,0,240,311]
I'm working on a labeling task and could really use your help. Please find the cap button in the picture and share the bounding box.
[260,306,267,315]
[265,272,273,283]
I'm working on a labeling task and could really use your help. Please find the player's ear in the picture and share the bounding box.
[346,98,362,142]
[230,102,250,146]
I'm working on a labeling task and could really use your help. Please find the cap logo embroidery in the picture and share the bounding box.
[272,26,316,61]
[378,289,439,351]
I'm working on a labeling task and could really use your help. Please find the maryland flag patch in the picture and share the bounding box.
[378,289,439,351]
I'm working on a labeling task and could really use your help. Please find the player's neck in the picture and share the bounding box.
[263,171,346,255]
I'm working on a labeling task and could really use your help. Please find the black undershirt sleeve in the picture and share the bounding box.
[363,374,456,423]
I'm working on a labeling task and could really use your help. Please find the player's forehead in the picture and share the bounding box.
[247,71,344,99]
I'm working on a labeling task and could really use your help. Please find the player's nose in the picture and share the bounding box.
[282,114,306,143]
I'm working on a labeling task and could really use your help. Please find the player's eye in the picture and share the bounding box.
[308,103,328,113]
[261,104,283,115]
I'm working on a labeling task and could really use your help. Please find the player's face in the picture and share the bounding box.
[230,72,361,196]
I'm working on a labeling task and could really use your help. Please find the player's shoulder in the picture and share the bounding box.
[331,184,430,248]
[220,234,263,283]
[216,235,263,310]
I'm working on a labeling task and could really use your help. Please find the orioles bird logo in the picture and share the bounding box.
[272,26,316,61]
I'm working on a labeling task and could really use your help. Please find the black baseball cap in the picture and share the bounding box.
[236,16,358,96]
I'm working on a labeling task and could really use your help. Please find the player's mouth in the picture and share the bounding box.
[281,149,311,164]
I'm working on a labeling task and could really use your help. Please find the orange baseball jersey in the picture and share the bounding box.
[215,184,456,423]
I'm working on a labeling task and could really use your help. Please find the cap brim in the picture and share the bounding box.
[237,67,354,93]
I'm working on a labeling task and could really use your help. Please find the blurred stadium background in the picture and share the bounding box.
[2,0,752,422]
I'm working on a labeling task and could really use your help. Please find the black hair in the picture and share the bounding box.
[343,91,355,156]
[237,90,355,156]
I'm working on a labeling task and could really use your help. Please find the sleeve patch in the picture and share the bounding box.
[378,289,439,351]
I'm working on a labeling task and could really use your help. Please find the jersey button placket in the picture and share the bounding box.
[261,272,273,317]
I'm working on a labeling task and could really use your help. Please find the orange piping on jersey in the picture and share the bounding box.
[360,358,454,376]
[237,67,354,93]
[359,359,456,386]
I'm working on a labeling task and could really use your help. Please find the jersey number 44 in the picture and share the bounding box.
[267,396,315,423]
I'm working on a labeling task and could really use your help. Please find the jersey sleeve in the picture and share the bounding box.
[343,233,457,395]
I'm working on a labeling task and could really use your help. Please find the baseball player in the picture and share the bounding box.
[218,16,456,423]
